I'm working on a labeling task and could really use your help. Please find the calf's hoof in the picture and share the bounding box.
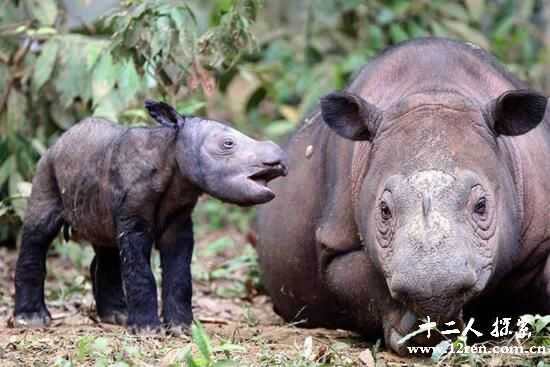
[128,321,162,335]
[99,310,128,326]
[13,309,52,328]
[164,323,191,337]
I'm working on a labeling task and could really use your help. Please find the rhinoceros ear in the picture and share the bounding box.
[485,90,548,136]
[320,91,382,141]
[144,99,186,128]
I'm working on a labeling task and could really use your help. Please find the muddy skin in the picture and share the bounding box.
[256,37,550,354]
[14,100,287,333]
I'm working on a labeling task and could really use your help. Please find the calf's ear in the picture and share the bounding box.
[144,100,186,127]
[320,91,382,141]
[485,90,548,136]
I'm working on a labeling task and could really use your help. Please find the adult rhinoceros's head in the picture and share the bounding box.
[320,89,547,323]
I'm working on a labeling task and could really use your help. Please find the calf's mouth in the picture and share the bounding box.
[248,163,288,190]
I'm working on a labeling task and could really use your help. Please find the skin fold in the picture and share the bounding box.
[14,100,287,332]
[256,38,550,354]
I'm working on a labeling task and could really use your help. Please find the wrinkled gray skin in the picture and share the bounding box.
[14,100,287,332]
[256,38,550,354]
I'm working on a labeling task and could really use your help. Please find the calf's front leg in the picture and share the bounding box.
[117,217,160,331]
[159,217,194,333]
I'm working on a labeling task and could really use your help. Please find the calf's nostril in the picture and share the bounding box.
[261,159,288,176]
[262,159,282,167]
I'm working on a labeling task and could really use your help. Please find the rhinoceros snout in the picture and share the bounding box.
[388,264,478,317]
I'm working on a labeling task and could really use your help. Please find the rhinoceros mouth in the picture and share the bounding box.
[248,164,287,188]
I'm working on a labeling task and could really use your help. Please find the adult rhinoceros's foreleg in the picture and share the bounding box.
[116,217,160,332]
[14,196,63,327]
[91,245,128,325]
[540,254,550,312]
[159,217,194,334]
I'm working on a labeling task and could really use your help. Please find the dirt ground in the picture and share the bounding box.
[0,226,548,366]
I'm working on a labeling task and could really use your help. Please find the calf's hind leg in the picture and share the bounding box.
[14,166,63,327]
[91,246,128,325]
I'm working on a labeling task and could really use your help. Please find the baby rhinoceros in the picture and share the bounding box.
[14,100,287,333]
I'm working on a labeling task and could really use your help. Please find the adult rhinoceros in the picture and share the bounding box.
[256,37,550,353]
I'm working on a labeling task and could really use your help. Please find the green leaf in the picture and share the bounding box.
[25,0,58,26]
[191,321,212,362]
[0,155,15,188]
[93,89,124,121]
[389,24,409,44]
[92,53,118,103]
[54,45,88,106]
[367,25,384,50]
[8,170,25,218]
[6,89,28,134]
[437,3,470,22]
[177,100,206,115]
[151,16,173,61]
[212,361,239,367]
[264,120,295,138]
[0,203,8,218]
[32,39,59,92]
[465,0,485,21]
[493,16,515,39]
[442,20,488,49]
[91,337,111,355]
[430,21,449,37]
[118,59,142,106]
[86,43,104,71]
[0,64,9,91]
[213,344,246,353]
[377,8,394,25]
[185,351,201,367]
[31,139,47,156]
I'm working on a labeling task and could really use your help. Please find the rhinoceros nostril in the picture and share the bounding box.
[458,269,478,294]
[261,160,288,177]
[389,275,427,303]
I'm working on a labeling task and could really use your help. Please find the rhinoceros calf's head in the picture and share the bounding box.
[320,89,547,322]
[145,100,288,206]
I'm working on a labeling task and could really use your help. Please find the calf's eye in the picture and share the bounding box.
[223,138,235,149]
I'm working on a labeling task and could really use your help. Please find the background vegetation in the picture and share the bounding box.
[0,0,549,366]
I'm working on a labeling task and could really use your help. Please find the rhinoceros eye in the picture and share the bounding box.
[474,197,487,216]
[222,137,235,150]
[380,201,392,220]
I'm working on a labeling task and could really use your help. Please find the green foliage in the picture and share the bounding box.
[1,1,547,246]
[193,198,253,234]
[522,314,550,347]
[257,336,358,366]
[106,0,261,99]
[211,244,261,298]
[0,0,262,245]
[183,321,241,367]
